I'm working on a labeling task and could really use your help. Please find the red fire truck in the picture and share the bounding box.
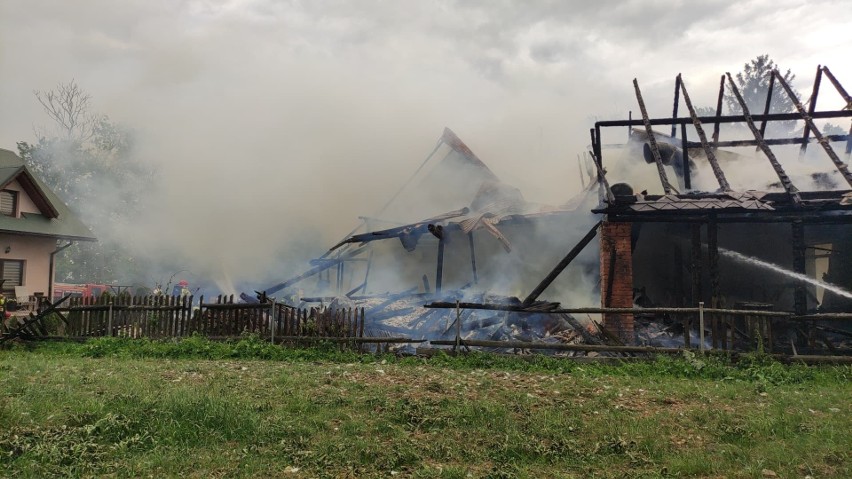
[52,283,111,300]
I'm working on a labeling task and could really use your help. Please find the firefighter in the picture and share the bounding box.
[0,293,6,320]
[179,280,191,297]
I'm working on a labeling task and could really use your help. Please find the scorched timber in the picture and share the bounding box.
[424,303,793,317]
[263,245,369,296]
[522,221,601,306]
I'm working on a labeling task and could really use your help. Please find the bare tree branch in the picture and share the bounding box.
[34,79,97,142]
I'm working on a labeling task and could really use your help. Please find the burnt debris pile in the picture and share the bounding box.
[307,291,600,351]
[250,65,852,357]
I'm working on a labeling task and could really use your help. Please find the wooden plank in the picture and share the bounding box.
[678,74,731,190]
[430,339,683,354]
[726,72,801,203]
[634,78,674,193]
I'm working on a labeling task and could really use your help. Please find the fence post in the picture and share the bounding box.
[454,300,461,353]
[699,301,705,352]
[108,301,114,337]
[270,299,276,344]
[358,307,365,353]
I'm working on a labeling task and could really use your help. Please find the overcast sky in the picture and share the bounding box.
[1,0,851,285]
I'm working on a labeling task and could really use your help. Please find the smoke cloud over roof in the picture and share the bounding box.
[1,0,850,290]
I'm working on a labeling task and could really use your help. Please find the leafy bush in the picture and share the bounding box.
[80,335,370,363]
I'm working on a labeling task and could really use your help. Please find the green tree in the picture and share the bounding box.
[17,80,150,284]
[725,55,800,135]
[823,122,847,136]
[693,105,718,117]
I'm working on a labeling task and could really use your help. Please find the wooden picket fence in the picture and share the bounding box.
[58,294,365,341]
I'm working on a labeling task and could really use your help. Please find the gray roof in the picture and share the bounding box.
[618,192,776,213]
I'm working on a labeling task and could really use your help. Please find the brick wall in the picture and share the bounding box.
[600,221,635,343]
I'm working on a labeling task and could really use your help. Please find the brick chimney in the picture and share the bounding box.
[600,221,635,343]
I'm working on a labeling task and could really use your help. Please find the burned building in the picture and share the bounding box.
[592,66,852,347]
[255,127,603,347]
[258,66,852,355]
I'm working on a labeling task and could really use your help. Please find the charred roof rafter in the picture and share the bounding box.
[593,65,852,210]
[771,68,852,187]
[633,78,676,195]
[724,71,802,204]
[676,73,731,191]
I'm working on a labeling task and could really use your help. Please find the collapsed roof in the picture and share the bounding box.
[262,127,595,297]
[374,127,501,224]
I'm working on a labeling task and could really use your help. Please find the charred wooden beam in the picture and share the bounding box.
[347,291,430,302]
[791,313,852,321]
[690,134,850,149]
[345,283,365,297]
[424,302,793,317]
[590,151,615,204]
[633,78,675,194]
[594,124,603,168]
[331,208,468,251]
[800,65,823,155]
[758,72,776,140]
[816,325,852,337]
[681,123,690,190]
[821,66,852,109]
[468,232,478,285]
[773,69,852,188]
[820,66,852,155]
[691,224,703,305]
[362,249,374,294]
[792,220,807,315]
[429,338,685,354]
[427,223,443,240]
[678,74,731,191]
[599,212,852,224]
[589,128,597,166]
[435,238,445,295]
[0,295,72,343]
[300,296,339,303]
[708,213,720,309]
[726,72,801,204]
[671,75,681,138]
[712,74,725,145]
[521,221,602,306]
[596,110,852,128]
[264,245,368,295]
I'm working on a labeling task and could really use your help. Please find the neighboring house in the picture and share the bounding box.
[0,148,96,301]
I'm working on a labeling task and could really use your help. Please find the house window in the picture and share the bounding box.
[0,190,17,217]
[0,260,23,294]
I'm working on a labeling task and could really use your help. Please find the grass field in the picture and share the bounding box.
[1,336,850,478]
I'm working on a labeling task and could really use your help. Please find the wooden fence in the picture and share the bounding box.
[24,294,848,359]
[58,294,365,341]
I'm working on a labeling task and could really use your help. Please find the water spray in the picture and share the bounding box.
[718,247,852,300]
